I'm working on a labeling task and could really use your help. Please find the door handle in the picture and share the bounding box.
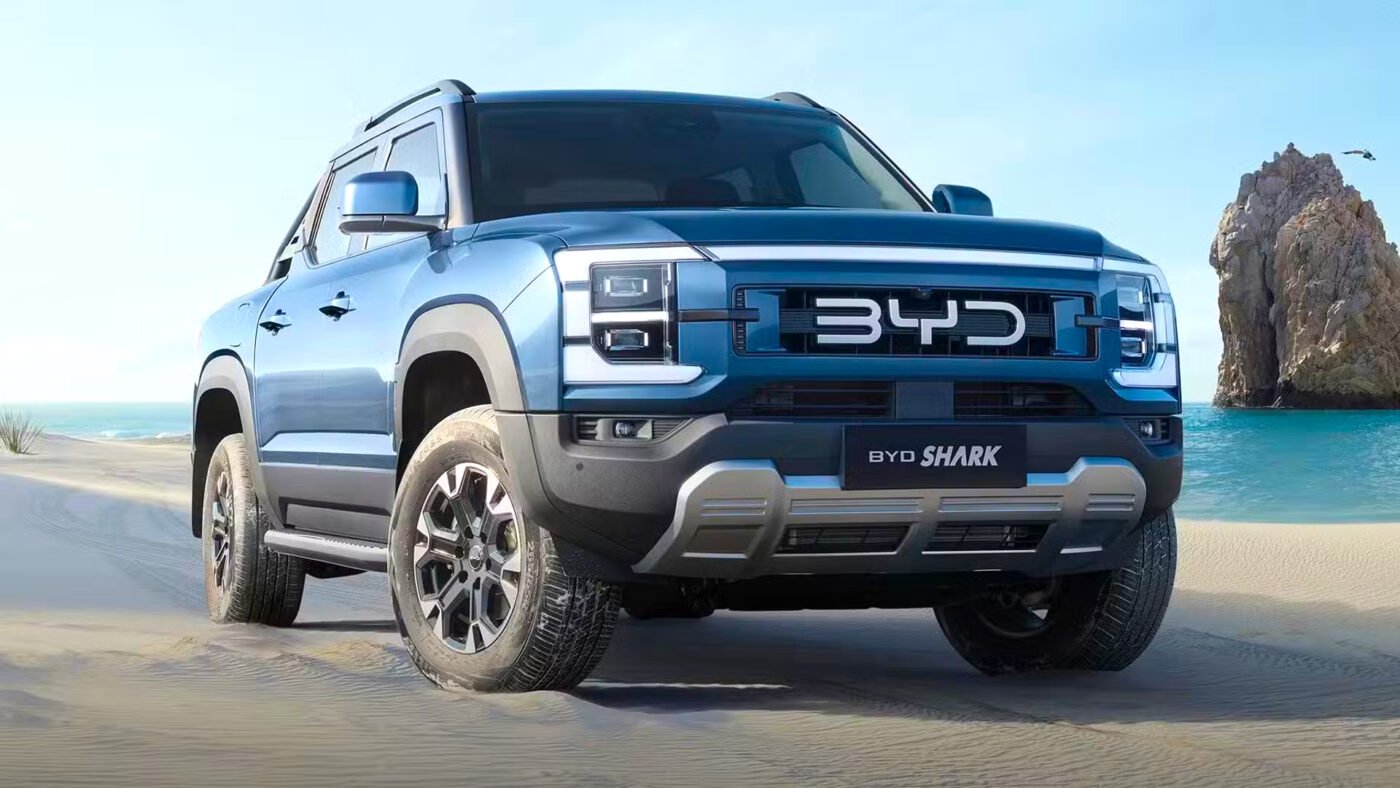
[258,309,292,333]
[319,292,355,319]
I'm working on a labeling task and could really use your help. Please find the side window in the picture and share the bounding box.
[366,124,444,250]
[311,149,378,264]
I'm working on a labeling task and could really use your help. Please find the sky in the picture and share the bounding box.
[0,0,1396,403]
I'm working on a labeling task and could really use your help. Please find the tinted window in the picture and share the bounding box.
[312,150,377,263]
[366,124,444,249]
[469,102,925,221]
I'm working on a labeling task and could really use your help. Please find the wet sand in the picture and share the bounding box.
[1,436,1397,786]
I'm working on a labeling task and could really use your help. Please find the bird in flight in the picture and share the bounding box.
[1343,149,1376,161]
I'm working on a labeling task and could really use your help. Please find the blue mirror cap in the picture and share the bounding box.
[931,184,993,217]
[344,170,419,217]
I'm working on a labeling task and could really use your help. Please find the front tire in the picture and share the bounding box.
[389,406,620,692]
[202,434,305,626]
[935,509,1177,674]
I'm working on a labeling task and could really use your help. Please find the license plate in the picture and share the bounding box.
[842,424,1028,490]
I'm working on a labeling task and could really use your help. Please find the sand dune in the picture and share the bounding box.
[1,436,1397,786]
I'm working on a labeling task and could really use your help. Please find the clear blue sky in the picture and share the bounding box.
[1,0,1395,403]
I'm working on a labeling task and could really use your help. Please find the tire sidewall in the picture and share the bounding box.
[202,435,261,622]
[388,413,545,691]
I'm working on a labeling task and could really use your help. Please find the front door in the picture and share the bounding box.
[299,115,450,541]
[253,142,382,535]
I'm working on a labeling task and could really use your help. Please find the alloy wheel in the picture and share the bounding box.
[413,462,523,653]
[209,470,235,589]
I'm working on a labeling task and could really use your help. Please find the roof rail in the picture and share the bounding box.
[764,91,823,109]
[357,79,476,134]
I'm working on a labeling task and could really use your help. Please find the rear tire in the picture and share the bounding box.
[202,434,305,627]
[389,405,620,692]
[935,509,1176,674]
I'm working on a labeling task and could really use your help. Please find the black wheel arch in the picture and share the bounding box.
[192,352,265,538]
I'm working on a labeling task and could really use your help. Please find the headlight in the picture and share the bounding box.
[1116,274,1154,367]
[1105,261,1178,389]
[590,263,672,363]
[554,245,705,385]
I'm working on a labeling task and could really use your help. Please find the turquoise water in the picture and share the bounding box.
[3,402,189,440]
[1178,404,1400,523]
[4,401,1399,523]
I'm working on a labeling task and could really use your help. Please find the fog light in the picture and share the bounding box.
[1137,420,1157,439]
[613,419,652,439]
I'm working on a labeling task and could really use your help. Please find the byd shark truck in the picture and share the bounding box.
[192,81,1181,691]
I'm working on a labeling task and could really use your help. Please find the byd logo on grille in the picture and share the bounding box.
[814,298,1026,346]
[867,445,1003,468]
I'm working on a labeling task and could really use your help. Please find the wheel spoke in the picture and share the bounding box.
[448,495,475,537]
[426,573,470,641]
[489,546,521,577]
[416,511,461,561]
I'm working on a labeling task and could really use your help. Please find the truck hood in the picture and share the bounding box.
[477,208,1145,261]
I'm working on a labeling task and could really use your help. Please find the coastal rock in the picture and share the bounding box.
[1210,144,1400,407]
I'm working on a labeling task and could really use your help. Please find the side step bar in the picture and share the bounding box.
[264,530,388,572]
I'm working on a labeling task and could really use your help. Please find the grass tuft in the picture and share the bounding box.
[0,409,44,454]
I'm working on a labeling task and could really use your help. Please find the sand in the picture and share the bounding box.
[1,436,1397,787]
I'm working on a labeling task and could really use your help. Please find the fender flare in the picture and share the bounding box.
[192,353,279,535]
[394,300,527,446]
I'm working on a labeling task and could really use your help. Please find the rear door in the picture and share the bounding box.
[253,142,381,530]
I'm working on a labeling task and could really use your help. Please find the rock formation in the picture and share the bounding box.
[1211,144,1400,407]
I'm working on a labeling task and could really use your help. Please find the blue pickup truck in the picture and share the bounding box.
[193,81,1182,691]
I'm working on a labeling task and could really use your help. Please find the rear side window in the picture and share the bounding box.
[367,124,444,249]
[312,150,377,264]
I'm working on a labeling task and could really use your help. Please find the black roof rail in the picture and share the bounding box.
[764,91,823,109]
[357,79,476,134]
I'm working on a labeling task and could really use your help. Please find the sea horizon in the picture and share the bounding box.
[4,401,1399,524]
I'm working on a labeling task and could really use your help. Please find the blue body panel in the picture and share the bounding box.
[474,208,1145,261]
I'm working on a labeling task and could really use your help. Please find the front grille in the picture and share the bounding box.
[777,525,910,554]
[924,522,1049,552]
[953,383,1093,418]
[729,381,1093,420]
[736,286,1092,358]
[730,381,894,419]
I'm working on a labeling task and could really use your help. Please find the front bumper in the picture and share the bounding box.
[499,413,1182,579]
[635,457,1143,579]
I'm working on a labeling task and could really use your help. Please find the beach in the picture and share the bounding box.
[1,435,1397,786]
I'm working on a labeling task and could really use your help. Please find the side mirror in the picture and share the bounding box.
[931,184,993,217]
[339,171,443,233]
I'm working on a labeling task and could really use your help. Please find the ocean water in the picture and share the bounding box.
[4,402,190,440]
[4,401,1398,523]
[1177,404,1400,523]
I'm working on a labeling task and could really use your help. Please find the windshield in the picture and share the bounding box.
[468,101,927,221]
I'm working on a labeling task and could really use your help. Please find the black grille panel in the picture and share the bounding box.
[953,383,1093,418]
[924,522,1049,552]
[737,286,1092,358]
[730,381,895,419]
[777,525,910,554]
[729,381,1093,420]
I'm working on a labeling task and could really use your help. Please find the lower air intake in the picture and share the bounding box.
[777,525,909,554]
[924,522,1049,552]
